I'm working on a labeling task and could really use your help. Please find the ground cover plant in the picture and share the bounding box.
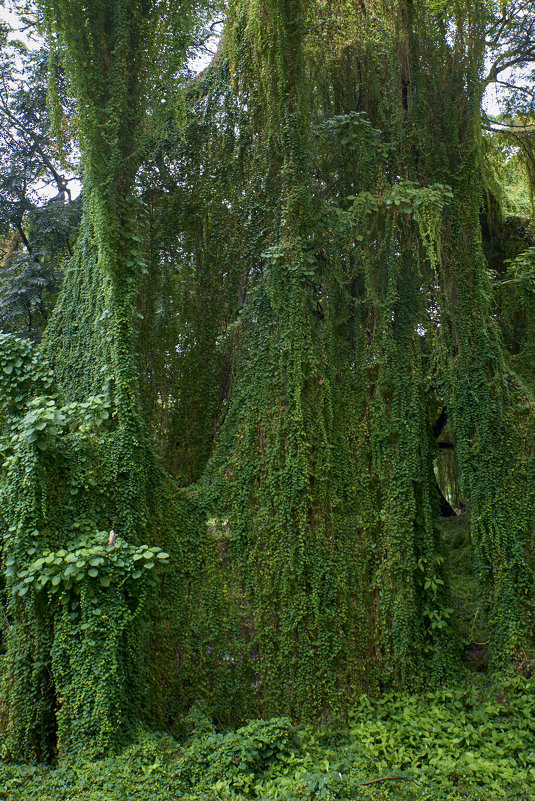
[0,679,534,800]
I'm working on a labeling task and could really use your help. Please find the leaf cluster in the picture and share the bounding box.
[7,532,169,599]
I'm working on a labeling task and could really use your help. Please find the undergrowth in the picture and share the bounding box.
[1,677,533,801]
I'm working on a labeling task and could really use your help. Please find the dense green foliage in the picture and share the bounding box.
[1,679,534,799]
[0,0,534,790]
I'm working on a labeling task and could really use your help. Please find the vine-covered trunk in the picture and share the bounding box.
[0,0,201,758]
[206,0,535,712]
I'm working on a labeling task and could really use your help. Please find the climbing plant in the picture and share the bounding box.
[199,0,535,710]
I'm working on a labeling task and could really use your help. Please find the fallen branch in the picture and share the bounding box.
[358,776,423,788]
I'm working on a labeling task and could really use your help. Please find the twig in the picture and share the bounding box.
[358,776,423,788]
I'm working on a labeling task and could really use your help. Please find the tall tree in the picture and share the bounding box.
[0,0,216,759]
[193,0,535,710]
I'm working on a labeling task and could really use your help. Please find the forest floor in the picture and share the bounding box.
[1,674,534,801]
